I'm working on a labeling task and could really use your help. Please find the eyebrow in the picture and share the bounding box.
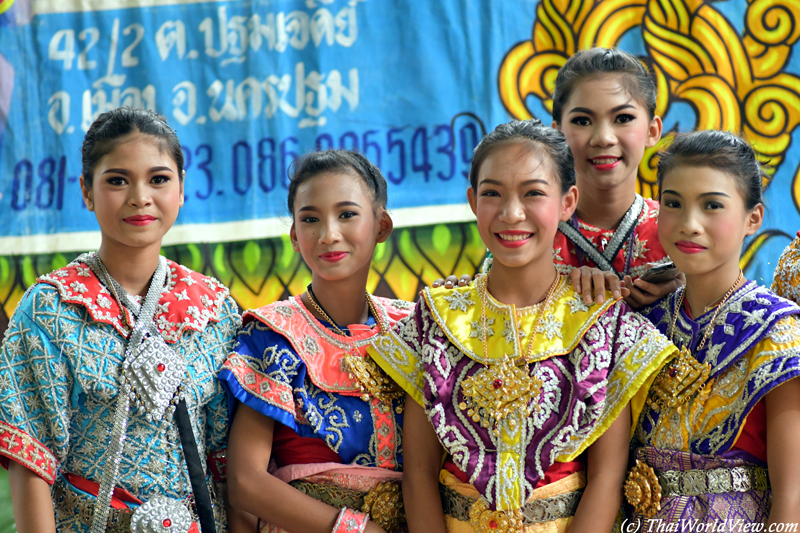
[297,201,363,213]
[661,190,731,199]
[102,166,175,175]
[568,103,635,115]
[479,178,550,187]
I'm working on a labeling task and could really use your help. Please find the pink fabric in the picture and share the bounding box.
[271,461,403,484]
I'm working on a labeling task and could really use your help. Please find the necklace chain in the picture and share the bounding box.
[305,284,387,336]
[480,272,561,362]
[670,269,743,353]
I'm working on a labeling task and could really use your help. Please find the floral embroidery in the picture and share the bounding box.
[443,290,475,313]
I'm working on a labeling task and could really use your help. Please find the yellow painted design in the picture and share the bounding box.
[498,0,800,200]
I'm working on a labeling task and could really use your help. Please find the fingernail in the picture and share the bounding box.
[613,291,620,299]
[598,295,605,304]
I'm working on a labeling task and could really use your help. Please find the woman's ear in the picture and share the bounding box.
[289,221,301,252]
[560,185,579,221]
[79,175,94,211]
[645,115,663,148]
[467,187,477,216]
[745,203,764,237]
[376,208,394,244]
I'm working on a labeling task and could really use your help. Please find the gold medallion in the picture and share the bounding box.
[361,481,405,532]
[460,355,542,436]
[469,498,524,533]
[646,346,711,412]
[624,460,662,518]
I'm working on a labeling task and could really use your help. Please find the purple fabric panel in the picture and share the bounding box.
[419,300,635,509]
[629,447,771,531]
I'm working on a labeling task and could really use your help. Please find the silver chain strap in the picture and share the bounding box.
[85,254,174,533]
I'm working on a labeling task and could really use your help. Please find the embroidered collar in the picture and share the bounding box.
[37,252,231,343]
[558,194,645,278]
[423,275,616,364]
[659,281,800,377]
[244,295,412,394]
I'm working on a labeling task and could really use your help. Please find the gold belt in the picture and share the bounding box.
[440,484,583,528]
[625,460,770,518]
[288,479,405,532]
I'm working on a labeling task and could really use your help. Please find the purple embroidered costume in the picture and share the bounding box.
[370,276,675,530]
[632,282,800,530]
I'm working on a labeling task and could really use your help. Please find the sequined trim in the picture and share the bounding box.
[422,276,617,365]
[221,353,295,416]
[37,253,231,344]
[245,296,410,394]
[0,420,57,484]
[369,398,400,469]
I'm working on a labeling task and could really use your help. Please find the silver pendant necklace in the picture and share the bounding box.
[84,253,187,533]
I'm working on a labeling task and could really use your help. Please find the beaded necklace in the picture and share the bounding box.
[304,284,402,409]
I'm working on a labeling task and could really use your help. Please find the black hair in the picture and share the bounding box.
[81,106,184,187]
[287,150,388,215]
[551,47,657,123]
[657,130,765,210]
[468,119,575,193]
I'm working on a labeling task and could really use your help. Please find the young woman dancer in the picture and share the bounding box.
[369,119,677,533]
[219,150,412,533]
[1,107,239,532]
[443,48,680,307]
[627,130,800,528]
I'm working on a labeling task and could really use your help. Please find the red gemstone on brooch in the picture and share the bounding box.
[489,520,498,529]
[157,363,166,373]
[668,367,678,378]
[163,518,172,528]
[493,379,503,390]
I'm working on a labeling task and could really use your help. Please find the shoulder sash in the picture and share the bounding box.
[557,194,644,278]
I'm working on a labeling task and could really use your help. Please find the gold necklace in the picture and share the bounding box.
[459,273,561,436]
[647,270,743,412]
[304,286,401,409]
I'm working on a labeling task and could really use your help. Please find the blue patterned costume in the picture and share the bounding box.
[0,254,240,531]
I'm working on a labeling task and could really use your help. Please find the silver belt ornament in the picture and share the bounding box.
[85,255,188,533]
[130,496,193,533]
[658,465,770,498]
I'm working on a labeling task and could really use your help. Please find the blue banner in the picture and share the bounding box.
[0,0,538,247]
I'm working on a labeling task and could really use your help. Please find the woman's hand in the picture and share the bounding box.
[569,266,628,305]
[622,272,685,309]
[431,274,473,289]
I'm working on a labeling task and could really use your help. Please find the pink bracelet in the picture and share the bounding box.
[332,507,369,533]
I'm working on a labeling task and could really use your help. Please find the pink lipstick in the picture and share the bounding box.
[675,241,706,254]
[124,215,156,226]
[320,251,348,262]
[590,157,621,171]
